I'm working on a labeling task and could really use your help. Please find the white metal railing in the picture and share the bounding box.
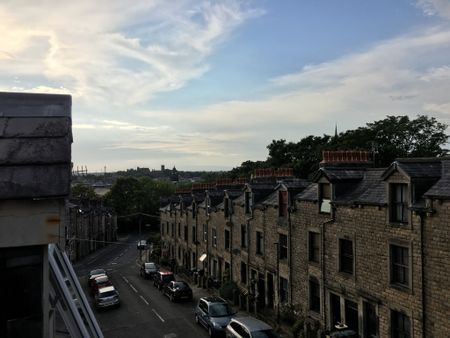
[48,244,103,338]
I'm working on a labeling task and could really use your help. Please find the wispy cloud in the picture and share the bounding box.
[0,1,262,106]
[416,0,450,19]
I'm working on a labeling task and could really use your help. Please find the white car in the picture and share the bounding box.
[226,316,280,338]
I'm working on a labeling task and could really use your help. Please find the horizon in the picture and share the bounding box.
[2,0,450,171]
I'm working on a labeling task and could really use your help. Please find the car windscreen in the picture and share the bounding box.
[145,263,156,269]
[173,282,188,289]
[99,290,116,298]
[209,303,233,317]
[90,269,105,276]
[252,330,280,338]
[162,275,175,282]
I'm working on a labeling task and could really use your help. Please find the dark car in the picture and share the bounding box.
[153,271,175,290]
[140,262,158,279]
[90,275,113,296]
[195,296,236,337]
[163,281,193,302]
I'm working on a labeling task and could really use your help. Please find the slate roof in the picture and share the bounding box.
[334,169,386,206]
[425,160,450,199]
[382,158,442,180]
[313,167,365,183]
[296,183,318,202]
[263,179,310,206]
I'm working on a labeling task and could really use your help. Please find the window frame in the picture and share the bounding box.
[391,310,411,338]
[308,231,320,263]
[309,277,321,313]
[390,183,409,224]
[319,182,332,214]
[339,238,354,275]
[389,243,411,289]
[241,224,248,249]
[256,231,264,255]
[278,190,289,217]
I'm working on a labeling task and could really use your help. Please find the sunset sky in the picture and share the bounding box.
[1,0,450,171]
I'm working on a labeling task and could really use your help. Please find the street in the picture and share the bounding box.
[73,233,210,338]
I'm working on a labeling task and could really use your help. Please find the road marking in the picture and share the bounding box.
[122,276,129,283]
[152,309,165,322]
[164,334,177,338]
[139,295,149,305]
[129,283,138,293]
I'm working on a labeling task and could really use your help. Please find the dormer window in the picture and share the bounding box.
[192,202,196,219]
[319,183,331,213]
[390,184,408,223]
[245,192,252,214]
[279,190,288,217]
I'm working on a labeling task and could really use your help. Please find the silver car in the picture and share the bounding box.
[94,285,120,310]
[226,316,280,338]
[195,296,236,337]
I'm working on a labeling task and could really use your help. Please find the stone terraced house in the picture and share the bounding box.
[160,153,450,338]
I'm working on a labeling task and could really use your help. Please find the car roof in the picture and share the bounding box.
[98,286,115,293]
[94,275,109,283]
[90,268,105,275]
[230,316,272,331]
[144,262,156,266]
[200,296,227,304]
[159,271,173,275]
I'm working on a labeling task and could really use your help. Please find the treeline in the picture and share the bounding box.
[229,115,448,179]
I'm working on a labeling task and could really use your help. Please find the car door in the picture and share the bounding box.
[198,300,208,326]
[165,281,173,297]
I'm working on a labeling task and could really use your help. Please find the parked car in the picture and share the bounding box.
[140,262,158,279]
[163,281,193,302]
[195,296,236,337]
[226,316,280,338]
[153,271,175,290]
[137,240,147,250]
[90,275,113,296]
[94,285,120,310]
[88,268,107,287]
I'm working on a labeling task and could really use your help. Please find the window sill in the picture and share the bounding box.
[338,271,354,279]
[389,283,411,293]
[308,260,320,267]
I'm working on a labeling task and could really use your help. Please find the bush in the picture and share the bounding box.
[219,281,238,301]
[279,304,301,325]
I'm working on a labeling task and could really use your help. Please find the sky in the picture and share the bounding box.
[1,0,450,172]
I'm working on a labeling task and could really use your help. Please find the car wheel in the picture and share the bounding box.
[169,294,174,302]
[208,326,214,337]
[195,314,200,325]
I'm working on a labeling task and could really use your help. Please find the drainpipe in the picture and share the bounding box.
[288,204,293,305]
[419,212,426,338]
[322,215,335,331]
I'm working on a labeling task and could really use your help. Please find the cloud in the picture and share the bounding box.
[416,0,450,19]
[0,0,262,106]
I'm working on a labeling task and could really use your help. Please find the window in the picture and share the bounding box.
[309,232,320,263]
[203,223,207,242]
[224,198,230,218]
[319,183,331,213]
[245,191,252,214]
[390,244,410,287]
[309,278,320,313]
[280,277,288,304]
[279,190,288,217]
[184,225,188,241]
[192,203,196,218]
[225,229,230,250]
[391,310,410,338]
[241,224,248,248]
[390,184,408,223]
[240,262,247,285]
[279,234,288,260]
[339,239,353,274]
[161,223,164,235]
[178,222,181,237]
[364,302,378,338]
[178,246,181,260]
[171,223,175,237]
[212,228,217,247]
[192,225,196,243]
[256,231,264,255]
[345,299,359,334]
[166,222,169,235]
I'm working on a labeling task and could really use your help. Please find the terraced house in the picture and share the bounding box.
[160,152,450,338]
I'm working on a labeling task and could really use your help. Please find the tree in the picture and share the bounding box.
[105,177,175,232]
[71,184,98,200]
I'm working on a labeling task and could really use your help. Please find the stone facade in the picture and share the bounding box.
[160,159,450,337]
